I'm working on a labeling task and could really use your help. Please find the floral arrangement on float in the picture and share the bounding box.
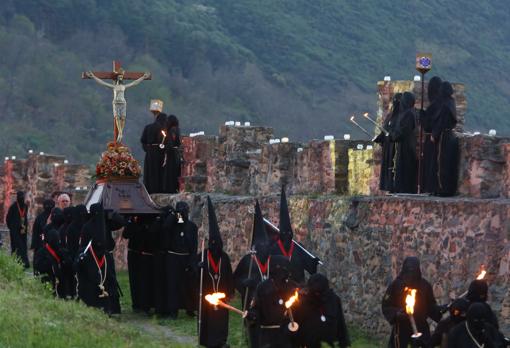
[95,142,141,180]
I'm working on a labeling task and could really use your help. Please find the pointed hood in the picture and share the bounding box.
[251,200,268,248]
[252,200,270,261]
[278,186,293,246]
[84,203,106,255]
[207,196,223,256]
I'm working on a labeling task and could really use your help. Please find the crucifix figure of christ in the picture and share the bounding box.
[82,61,151,144]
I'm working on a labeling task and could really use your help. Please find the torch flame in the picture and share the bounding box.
[363,112,369,118]
[350,115,355,121]
[205,292,226,306]
[161,130,167,137]
[285,290,299,309]
[404,287,417,315]
[476,270,486,280]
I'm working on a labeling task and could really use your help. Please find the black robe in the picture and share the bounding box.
[431,100,459,197]
[152,214,172,315]
[447,322,506,348]
[249,278,297,348]
[374,112,398,192]
[75,248,120,314]
[163,214,198,315]
[292,289,350,348]
[233,253,273,348]
[141,113,167,194]
[6,201,30,268]
[382,277,442,347]
[431,316,465,348]
[420,99,442,194]
[123,217,146,311]
[198,249,234,348]
[270,240,317,285]
[138,216,158,312]
[30,210,50,251]
[162,123,181,193]
[33,242,71,298]
[391,108,417,194]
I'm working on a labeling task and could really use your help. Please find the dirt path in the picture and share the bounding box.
[121,312,196,347]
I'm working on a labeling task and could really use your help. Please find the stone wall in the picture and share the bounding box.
[148,192,510,338]
[179,128,374,196]
[0,154,91,224]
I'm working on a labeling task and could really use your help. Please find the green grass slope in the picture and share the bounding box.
[0,251,187,348]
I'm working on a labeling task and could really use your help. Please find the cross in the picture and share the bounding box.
[81,60,152,81]
[82,60,151,143]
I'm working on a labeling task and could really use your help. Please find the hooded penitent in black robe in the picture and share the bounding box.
[374,93,401,192]
[291,274,350,348]
[234,200,274,348]
[123,215,147,312]
[430,82,459,197]
[391,92,418,194]
[61,205,88,299]
[382,257,442,348]
[33,227,71,298]
[420,76,443,194]
[57,207,76,298]
[162,114,181,193]
[30,199,55,252]
[6,191,30,268]
[247,255,297,348]
[431,298,469,348]
[198,197,234,348]
[163,201,198,317]
[270,187,318,285]
[141,112,167,194]
[447,303,506,348]
[75,204,120,314]
[465,279,499,329]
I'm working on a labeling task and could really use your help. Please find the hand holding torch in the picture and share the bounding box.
[205,292,247,317]
[405,287,422,339]
[285,290,300,332]
[159,130,167,149]
[363,112,389,136]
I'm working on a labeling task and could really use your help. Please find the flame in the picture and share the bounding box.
[476,269,486,280]
[205,292,226,305]
[285,290,299,309]
[161,130,167,137]
[350,115,355,121]
[404,287,417,315]
[363,112,369,117]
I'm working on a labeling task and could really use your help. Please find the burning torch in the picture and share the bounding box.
[159,130,167,149]
[405,287,422,339]
[285,290,300,332]
[205,292,247,317]
[363,112,389,136]
[349,115,371,138]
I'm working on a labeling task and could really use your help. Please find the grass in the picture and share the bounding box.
[0,251,187,348]
[0,251,380,348]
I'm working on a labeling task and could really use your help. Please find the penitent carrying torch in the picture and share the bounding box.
[415,53,432,194]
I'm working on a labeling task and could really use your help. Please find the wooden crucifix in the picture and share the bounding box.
[82,60,151,144]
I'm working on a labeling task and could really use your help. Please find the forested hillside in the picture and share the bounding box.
[1,0,509,164]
